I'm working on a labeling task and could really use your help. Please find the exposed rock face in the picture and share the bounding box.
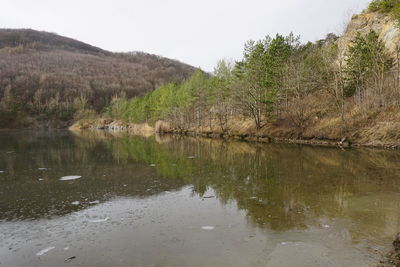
[338,12,400,64]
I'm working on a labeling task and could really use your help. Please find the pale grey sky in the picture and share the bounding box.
[2,0,371,71]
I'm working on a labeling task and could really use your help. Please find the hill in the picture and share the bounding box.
[0,29,197,128]
[0,29,106,54]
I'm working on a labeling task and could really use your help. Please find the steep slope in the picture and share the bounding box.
[338,11,400,64]
[0,29,197,128]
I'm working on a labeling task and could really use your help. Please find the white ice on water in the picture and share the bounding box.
[89,217,110,223]
[59,176,82,181]
[201,226,215,230]
[36,246,55,256]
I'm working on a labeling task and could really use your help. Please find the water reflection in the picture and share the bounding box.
[0,131,185,220]
[1,130,400,248]
[74,131,400,245]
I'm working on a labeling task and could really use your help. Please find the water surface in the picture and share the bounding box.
[1,130,400,266]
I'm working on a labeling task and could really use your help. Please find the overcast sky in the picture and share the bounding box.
[2,0,371,71]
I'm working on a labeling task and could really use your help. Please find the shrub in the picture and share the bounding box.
[368,0,400,25]
[368,0,398,12]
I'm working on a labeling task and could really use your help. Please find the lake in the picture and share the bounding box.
[1,130,400,267]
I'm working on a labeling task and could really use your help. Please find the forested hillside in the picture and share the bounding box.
[100,0,400,147]
[0,29,197,128]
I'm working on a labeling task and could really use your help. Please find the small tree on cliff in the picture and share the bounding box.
[344,30,392,105]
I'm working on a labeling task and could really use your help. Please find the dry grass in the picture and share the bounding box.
[358,122,400,147]
[72,101,400,148]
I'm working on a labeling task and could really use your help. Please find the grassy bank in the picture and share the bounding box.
[70,113,400,149]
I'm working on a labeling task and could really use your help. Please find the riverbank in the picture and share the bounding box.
[0,114,74,130]
[379,234,400,266]
[70,117,400,150]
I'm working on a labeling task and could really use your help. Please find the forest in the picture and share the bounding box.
[0,29,196,127]
[104,19,400,144]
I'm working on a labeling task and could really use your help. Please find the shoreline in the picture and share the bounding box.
[379,233,400,266]
[69,118,400,150]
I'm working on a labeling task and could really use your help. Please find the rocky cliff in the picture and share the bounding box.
[338,11,400,63]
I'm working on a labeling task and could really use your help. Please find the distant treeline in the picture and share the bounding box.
[0,29,196,127]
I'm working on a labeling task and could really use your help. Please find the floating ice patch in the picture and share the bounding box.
[89,217,110,223]
[0,171,4,173]
[60,176,82,181]
[36,246,55,256]
[38,178,44,181]
[71,201,80,205]
[201,226,215,230]
[63,246,70,251]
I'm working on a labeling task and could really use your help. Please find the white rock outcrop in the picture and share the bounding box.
[338,12,400,64]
